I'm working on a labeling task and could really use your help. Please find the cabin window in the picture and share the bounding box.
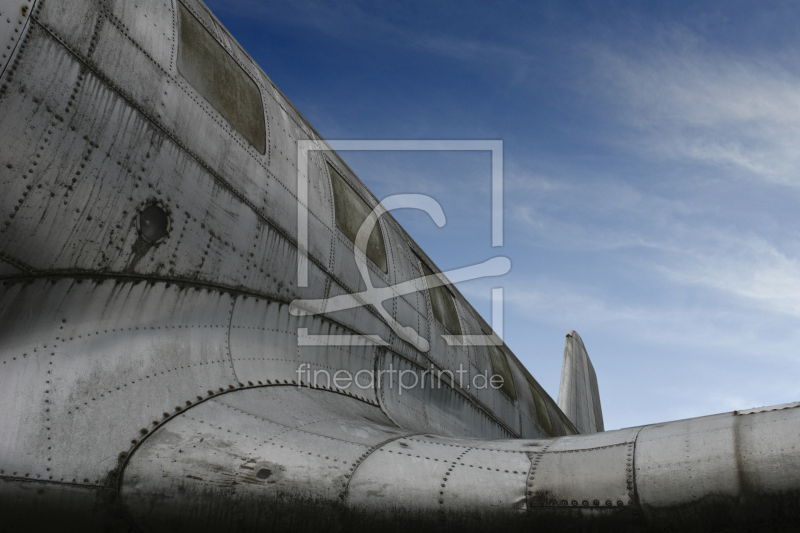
[328,163,387,273]
[420,262,462,336]
[529,382,554,437]
[560,416,576,436]
[177,3,266,154]
[487,339,516,400]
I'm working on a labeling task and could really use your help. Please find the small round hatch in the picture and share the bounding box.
[136,201,171,244]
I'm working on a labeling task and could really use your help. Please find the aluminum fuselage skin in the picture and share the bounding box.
[1,1,798,531]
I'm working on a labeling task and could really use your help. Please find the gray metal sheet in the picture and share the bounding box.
[376,350,513,439]
[121,386,406,532]
[529,427,639,508]
[0,0,33,78]
[0,278,238,485]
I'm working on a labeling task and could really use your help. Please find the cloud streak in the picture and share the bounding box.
[585,27,800,184]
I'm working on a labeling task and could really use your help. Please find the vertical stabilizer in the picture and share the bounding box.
[558,330,604,434]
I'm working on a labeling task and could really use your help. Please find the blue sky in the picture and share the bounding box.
[206,0,800,430]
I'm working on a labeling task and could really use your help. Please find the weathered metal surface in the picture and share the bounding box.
[121,386,408,532]
[528,427,640,509]
[0,277,238,486]
[375,349,517,439]
[635,407,800,531]
[558,330,604,434]
[0,0,33,79]
[229,295,380,404]
[0,257,25,276]
[1,0,799,531]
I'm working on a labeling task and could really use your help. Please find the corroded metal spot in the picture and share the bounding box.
[137,203,170,244]
[251,461,285,484]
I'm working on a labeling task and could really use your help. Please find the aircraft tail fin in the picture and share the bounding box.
[558,330,604,434]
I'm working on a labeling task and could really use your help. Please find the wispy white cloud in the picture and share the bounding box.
[503,158,800,320]
[509,189,800,319]
[585,28,800,184]
[654,230,800,317]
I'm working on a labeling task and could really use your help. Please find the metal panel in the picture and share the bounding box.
[104,0,175,73]
[442,445,531,513]
[0,0,34,79]
[376,350,513,439]
[528,427,638,508]
[313,279,394,343]
[346,435,470,516]
[121,387,405,532]
[635,407,800,530]
[229,295,379,404]
[0,277,238,487]
[34,0,99,57]
[0,258,24,276]
[389,291,429,354]
[635,415,738,510]
[304,149,336,270]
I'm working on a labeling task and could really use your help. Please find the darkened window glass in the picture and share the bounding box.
[421,262,462,336]
[560,416,576,436]
[529,382,554,437]
[177,3,266,154]
[328,163,387,273]
[487,340,517,400]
